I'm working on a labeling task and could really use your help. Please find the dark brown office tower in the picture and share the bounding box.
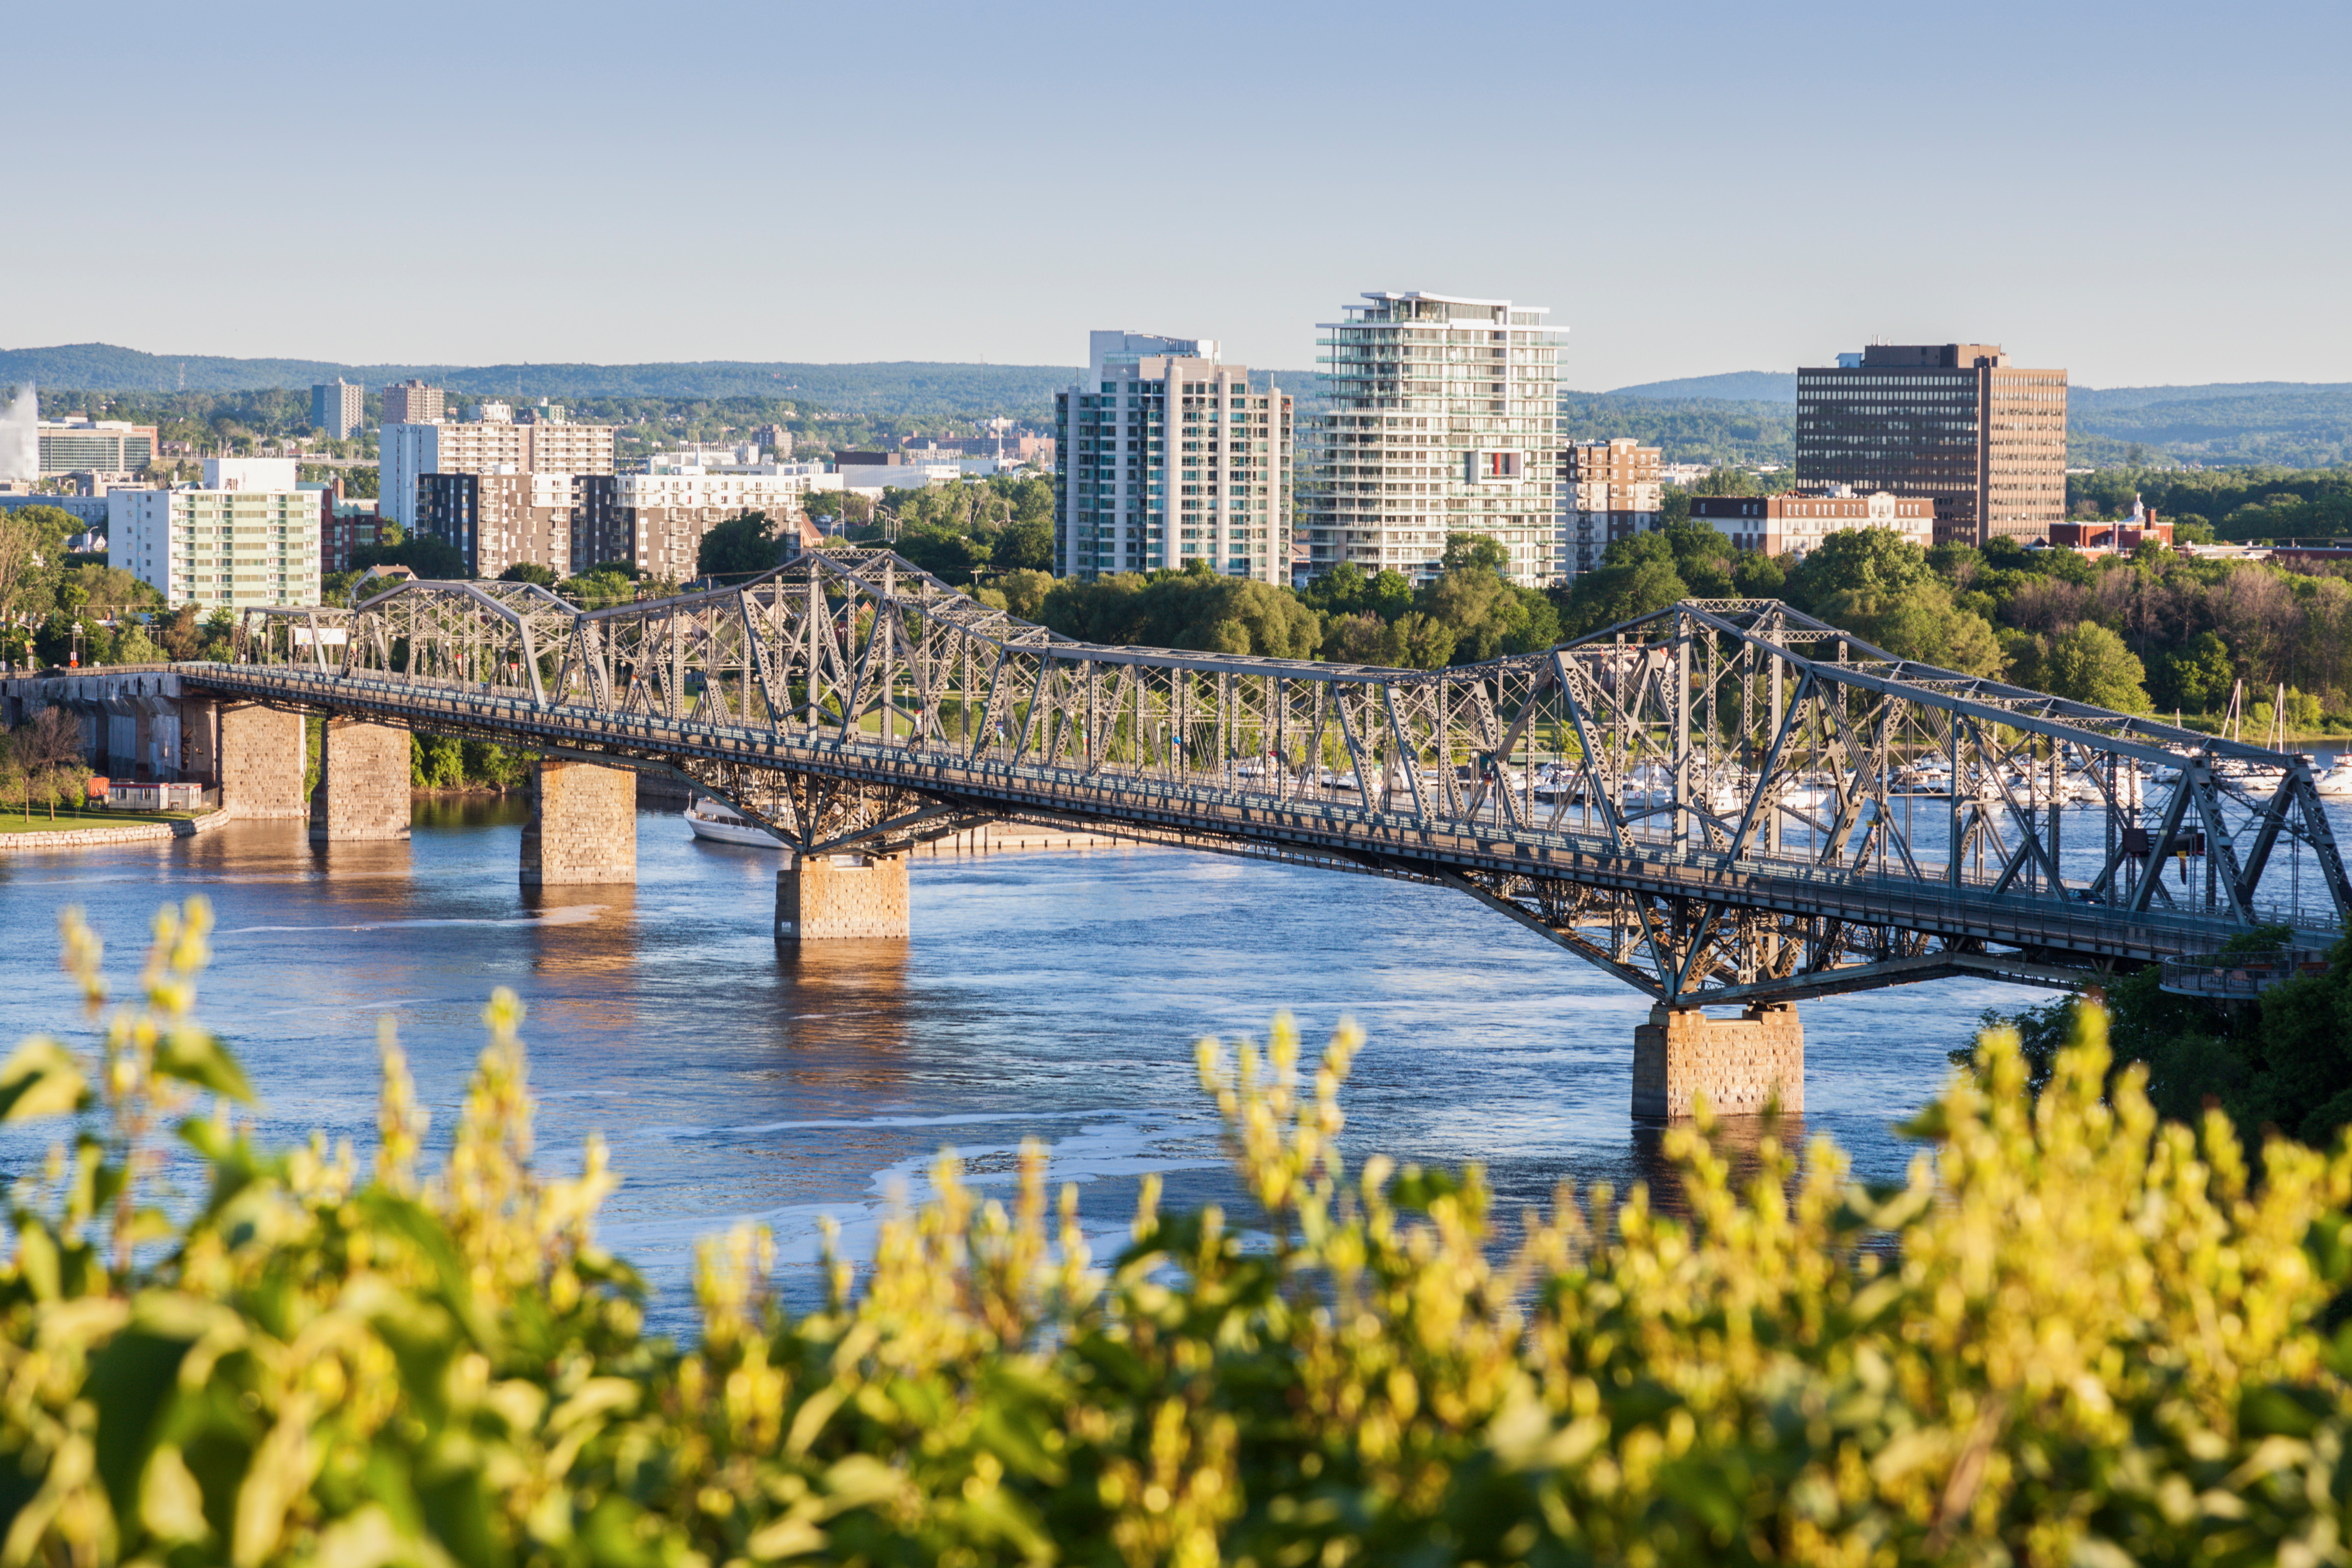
[1795,344,2067,547]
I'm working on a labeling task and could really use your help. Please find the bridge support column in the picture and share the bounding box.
[521,760,636,884]
[1632,1003,1803,1120]
[217,703,307,819]
[310,717,412,841]
[776,853,909,941]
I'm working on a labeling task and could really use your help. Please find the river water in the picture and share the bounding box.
[0,801,2148,1333]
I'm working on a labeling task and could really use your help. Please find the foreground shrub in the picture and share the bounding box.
[3,901,2351,1566]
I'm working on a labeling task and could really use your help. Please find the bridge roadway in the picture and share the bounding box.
[179,657,2337,1007]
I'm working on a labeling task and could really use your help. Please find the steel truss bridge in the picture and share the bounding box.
[190,549,2349,1008]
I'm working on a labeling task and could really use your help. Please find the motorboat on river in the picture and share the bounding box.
[686,796,786,848]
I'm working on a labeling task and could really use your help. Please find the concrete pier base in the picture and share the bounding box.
[776,853,910,941]
[309,718,412,841]
[1632,1003,1804,1120]
[217,704,307,819]
[520,760,637,884]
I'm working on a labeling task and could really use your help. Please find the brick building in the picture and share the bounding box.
[1562,438,1662,576]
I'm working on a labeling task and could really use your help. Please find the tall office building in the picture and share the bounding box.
[310,380,364,439]
[1304,291,1565,587]
[380,379,445,426]
[1795,343,2067,547]
[108,458,322,608]
[379,405,615,530]
[1562,439,1662,576]
[1054,332,1291,582]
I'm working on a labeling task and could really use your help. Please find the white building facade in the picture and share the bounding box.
[107,459,322,608]
[1053,331,1291,581]
[1305,291,1565,587]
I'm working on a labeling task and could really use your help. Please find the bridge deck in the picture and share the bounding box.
[183,662,2338,978]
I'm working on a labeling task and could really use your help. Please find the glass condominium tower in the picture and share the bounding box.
[1054,331,1293,582]
[1305,291,1566,588]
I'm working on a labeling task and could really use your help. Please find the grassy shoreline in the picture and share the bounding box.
[0,806,203,835]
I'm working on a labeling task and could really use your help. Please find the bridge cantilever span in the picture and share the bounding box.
[162,548,2351,1117]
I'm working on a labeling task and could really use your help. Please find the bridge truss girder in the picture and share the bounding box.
[229,552,2350,1007]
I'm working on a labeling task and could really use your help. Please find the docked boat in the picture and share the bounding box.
[685,795,786,848]
[2315,759,2352,799]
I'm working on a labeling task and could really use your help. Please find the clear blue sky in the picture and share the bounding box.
[8,0,2347,389]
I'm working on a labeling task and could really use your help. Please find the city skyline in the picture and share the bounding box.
[5,0,2346,391]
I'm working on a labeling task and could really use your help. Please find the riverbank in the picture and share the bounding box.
[0,808,231,850]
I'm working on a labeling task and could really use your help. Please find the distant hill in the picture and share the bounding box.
[0,343,1079,417]
[1590,367,2352,468]
[12,341,2346,466]
[1604,371,1796,403]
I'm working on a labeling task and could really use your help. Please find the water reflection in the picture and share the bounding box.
[413,794,532,831]
[1626,1111,1813,1221]
[0,806,2089,1334]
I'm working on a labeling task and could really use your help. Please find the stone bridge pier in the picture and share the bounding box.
[520,760,637,885]
[310,716,412,841]
[1632,1004,1804,1121]
[217,703,309,819]
[776,853,910,942]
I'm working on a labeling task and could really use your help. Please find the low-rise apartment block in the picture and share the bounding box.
[1054,331,1290,582]
[1563,438,1662,575]
[576,456,838,578]
[107,458,322,608]
[1690,488,1934,559]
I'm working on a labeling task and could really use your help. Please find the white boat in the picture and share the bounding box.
[686,795,786,848]
[2315,760,2352,799]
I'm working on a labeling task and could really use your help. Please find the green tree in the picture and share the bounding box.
[1792,527,1931,605]
[1816,581,2005,676]
[993,568,1052,622]
[1731,552,1786,598]
[695,512,783,581]
[2041,621,2152,711]
[498,562,558,588]
[990,516,1053,573]
[2150,630,2236,713]
[1557,558,1690,637]
[1439,532,1509,576]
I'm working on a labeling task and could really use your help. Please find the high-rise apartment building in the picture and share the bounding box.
[1795,343,2067,547]
[107,459,322,608]
[418,470,585,579]
[310,380,364,439]
[379,406,615,530]
[1562,439,1662,575]
[1053,332,1291,582]
[1305,291,1565,587]
[380,379,445,426]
